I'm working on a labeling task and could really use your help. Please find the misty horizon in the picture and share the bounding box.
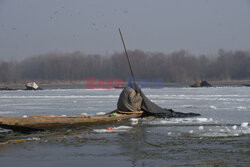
[1,49,250,84]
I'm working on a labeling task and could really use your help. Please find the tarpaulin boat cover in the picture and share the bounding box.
[139,90,200,118]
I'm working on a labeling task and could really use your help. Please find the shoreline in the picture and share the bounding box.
[0,79,250,88]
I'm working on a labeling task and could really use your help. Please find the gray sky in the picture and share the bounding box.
[0,0,250,60]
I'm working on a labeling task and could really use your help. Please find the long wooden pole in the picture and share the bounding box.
[118,28,138,92]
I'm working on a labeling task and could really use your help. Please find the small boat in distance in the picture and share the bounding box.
[190,80,212,87]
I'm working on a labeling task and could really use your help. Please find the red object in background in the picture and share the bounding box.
[86,77,124,89]
[114,86,124,89]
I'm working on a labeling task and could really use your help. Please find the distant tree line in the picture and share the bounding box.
[0,49,250,83]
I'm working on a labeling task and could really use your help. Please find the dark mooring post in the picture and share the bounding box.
[118,28,138,92]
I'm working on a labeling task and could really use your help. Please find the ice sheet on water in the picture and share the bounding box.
[0,95,118,99]
[184,122,250,137]
[241,122,248,127]
[144,117,250,137]
[199,126,250,137]
[145,117,214,125]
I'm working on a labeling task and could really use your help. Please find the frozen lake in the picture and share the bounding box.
[0,87,250,166]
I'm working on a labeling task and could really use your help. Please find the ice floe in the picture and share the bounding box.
[241,122,248,128]
[81,113,88,116]
[130,118,139,125]
[232,125,237,130]
[27,137,41,141]
[209,105,217,109]
[200,126,250,137]
[236,106,247,110]
[0,128,12,133]
[93,126,132,133]
[198,126,204,130]
[96,112,106,115]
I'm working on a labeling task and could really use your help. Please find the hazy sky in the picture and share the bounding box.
[0,0,250,60]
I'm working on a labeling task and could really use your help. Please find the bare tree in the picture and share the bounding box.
[0,49,250,83]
